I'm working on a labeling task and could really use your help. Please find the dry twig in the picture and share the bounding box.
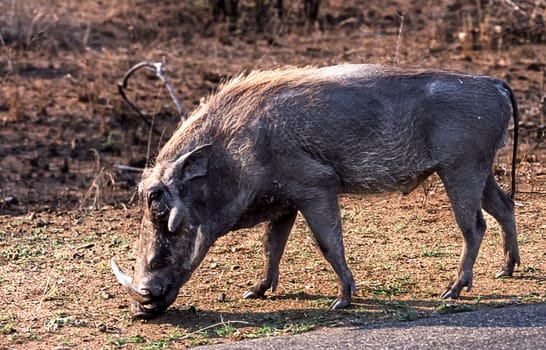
[394,12,405,66]
[118,58,187,124]
[179,319,249,340]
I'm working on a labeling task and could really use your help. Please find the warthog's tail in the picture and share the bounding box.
[503,82,519,200]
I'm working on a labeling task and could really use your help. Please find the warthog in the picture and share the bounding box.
[112,64,520,318]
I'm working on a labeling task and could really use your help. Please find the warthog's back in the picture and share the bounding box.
[238,65,513,193]
[160,64,513,194]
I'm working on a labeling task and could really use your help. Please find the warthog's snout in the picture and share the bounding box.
[128,286,176,319]
[130,299,171,319]
[111,258,177,318]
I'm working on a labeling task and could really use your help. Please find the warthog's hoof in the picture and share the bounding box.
[440,288,460,300]
[495,269,514,278]
[441,283,472,299]
[441,270,473,299]
[330,297,350,309]
[242,290,264,299]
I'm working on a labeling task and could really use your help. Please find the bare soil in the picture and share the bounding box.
[1,0,545,349]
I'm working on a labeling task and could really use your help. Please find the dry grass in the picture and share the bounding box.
[1,187,545,348]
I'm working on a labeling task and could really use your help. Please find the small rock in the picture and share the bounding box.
[100,291,113,299]
[1,326,16,335]
[35,217,47,227]
[3,195,18,205]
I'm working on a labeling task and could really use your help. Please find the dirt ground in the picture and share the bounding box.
[1,0,545,349]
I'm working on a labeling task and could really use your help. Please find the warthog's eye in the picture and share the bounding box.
[147,187,169,221]
[150,201,169,221]
[148,189,160,204]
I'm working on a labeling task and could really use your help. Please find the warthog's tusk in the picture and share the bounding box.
[110,258,151,304]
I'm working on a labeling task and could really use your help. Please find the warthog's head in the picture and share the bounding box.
[112,144,218,318]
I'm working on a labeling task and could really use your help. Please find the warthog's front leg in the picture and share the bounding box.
[243,210,298,299]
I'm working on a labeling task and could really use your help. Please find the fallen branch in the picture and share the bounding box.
[118,58,187,127]
[498,0,523,13]
[113,164,144,172]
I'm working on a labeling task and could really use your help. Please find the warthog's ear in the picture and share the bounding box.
[166,144,213,233]
[176,143,213,181]
[166,144,213,182]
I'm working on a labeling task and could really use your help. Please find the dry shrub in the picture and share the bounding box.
[0,0,55,50]
[481,0,546,47]
[79,151,117,210]
[442,0,546,51]
[6,86,24,123]
[0,0,92,52]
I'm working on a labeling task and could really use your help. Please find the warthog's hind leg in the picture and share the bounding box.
[438,166,488,299]
[481,173,520,278]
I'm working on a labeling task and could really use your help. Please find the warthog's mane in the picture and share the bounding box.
[157,65,332,162]
[157,64,494,165]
